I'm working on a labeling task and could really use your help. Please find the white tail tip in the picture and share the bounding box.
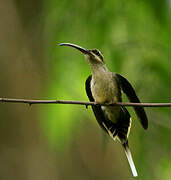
[124,144,138,177]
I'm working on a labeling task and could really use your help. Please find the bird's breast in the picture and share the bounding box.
[91,73,121,104]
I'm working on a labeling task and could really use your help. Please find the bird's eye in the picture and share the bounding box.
[92,49,104,62]
[92,49,100,56]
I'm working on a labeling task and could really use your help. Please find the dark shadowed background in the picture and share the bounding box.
[0,0,171,179]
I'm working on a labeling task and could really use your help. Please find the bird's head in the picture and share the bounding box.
[59,43,105,66]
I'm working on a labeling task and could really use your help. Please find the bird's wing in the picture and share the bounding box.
[85,75,115,133]
[115,73,148,129]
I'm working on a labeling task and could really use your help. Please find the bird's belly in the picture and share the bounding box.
[102,106,121,123]
[91,76,121,123]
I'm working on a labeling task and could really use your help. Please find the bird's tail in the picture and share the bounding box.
[123,142,138,177]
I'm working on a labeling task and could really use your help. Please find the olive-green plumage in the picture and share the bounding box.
[59,43,148,177]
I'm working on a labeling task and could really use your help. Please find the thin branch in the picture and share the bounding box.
[0,97,171,107]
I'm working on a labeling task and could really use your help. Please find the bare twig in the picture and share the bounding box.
[0,98,171,107]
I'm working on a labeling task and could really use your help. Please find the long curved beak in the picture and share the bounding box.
[59,43,90,54]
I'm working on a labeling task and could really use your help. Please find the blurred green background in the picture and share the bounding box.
[0,0,171,179]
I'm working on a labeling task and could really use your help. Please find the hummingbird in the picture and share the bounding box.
[59,43,148,177]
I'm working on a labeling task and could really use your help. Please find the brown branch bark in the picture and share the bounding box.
[1,98,171,107]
